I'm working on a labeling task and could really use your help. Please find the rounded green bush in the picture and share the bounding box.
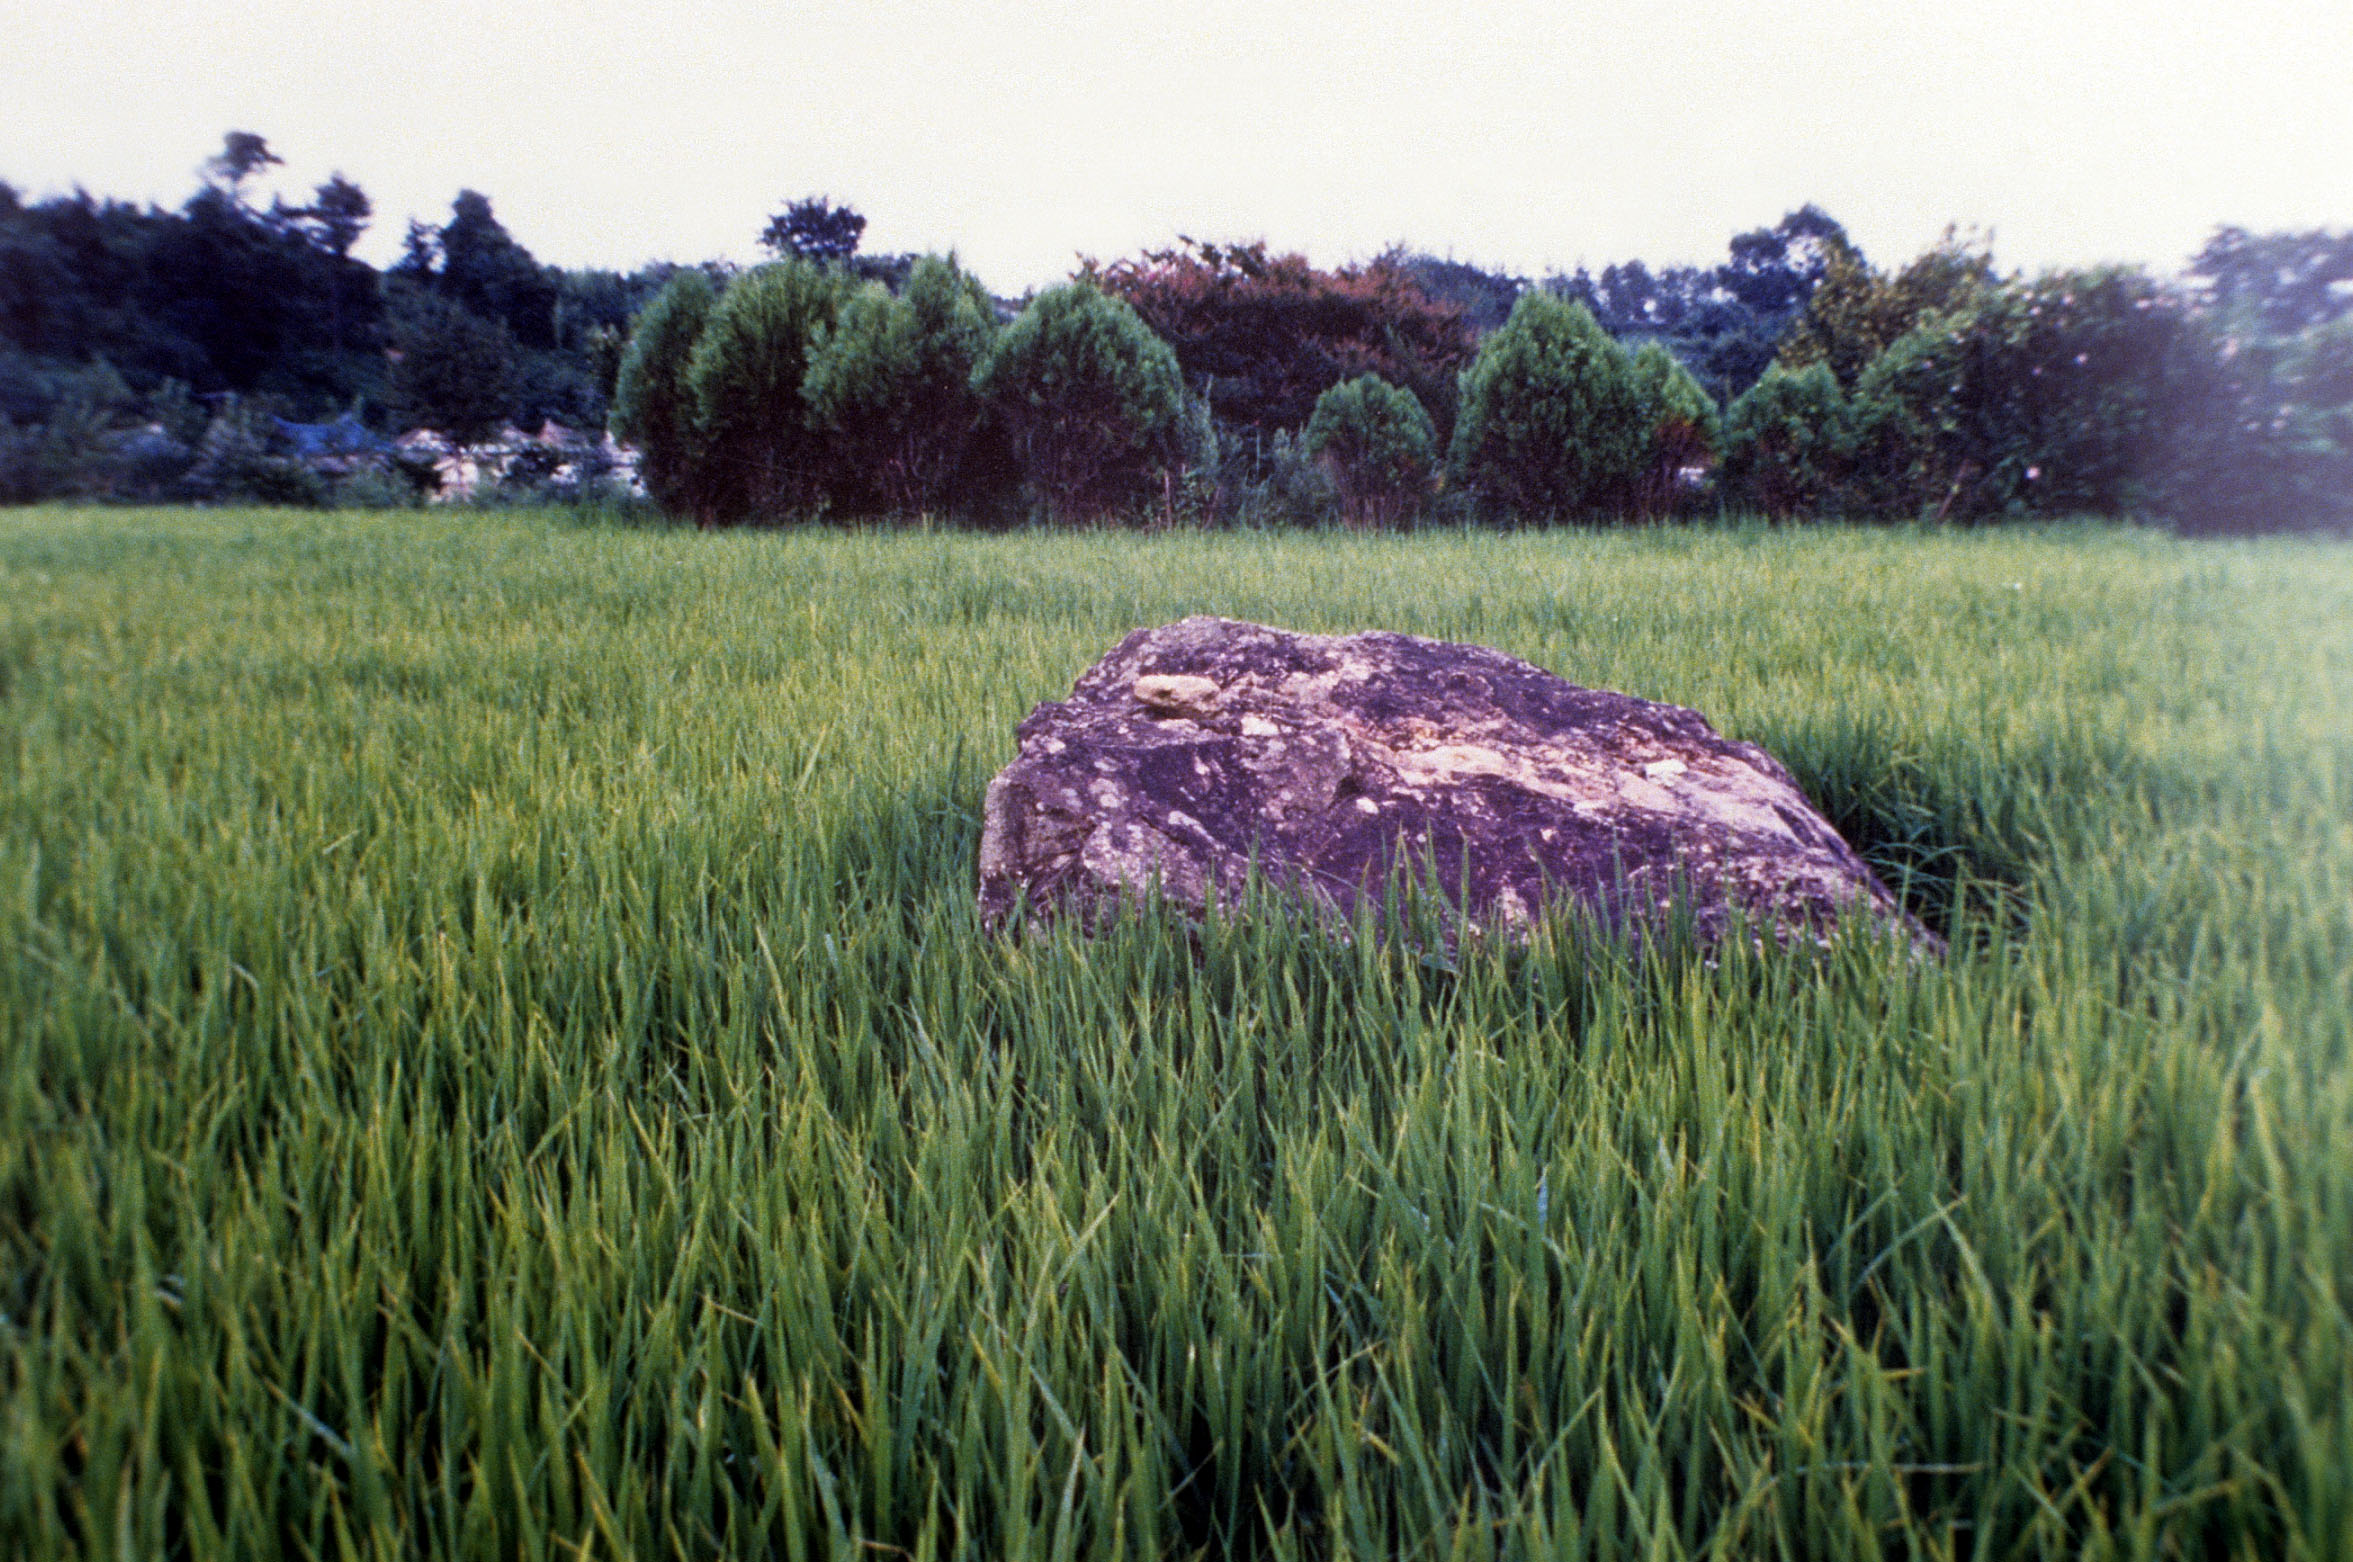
[608,270,716,519]
[802,255,1000,517]
[1626,342,1721,517]
[970,282,1185,523]
[685,259,852,522]
[1447,292,1647,521]
[1301,374,1437,528]
[1721,361,1853,518]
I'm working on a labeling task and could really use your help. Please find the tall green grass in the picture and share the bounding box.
[2,507,2348,1559]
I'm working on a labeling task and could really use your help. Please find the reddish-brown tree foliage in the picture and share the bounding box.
[1082,239,1475,438]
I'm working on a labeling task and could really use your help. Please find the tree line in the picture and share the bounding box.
[5,133,2349,530]
[616,219,2353,534]
[1,134,722,504]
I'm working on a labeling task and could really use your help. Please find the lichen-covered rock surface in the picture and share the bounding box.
[977,616,1934,948]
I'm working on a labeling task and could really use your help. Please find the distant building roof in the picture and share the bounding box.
[274,413,389,459]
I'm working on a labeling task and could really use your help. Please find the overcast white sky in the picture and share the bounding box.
[6,1,2349,292]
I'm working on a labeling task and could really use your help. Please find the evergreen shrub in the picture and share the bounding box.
[685,260,851,522]
[1721,363,1854,518]
[970,283,1185,523]
[802,256,1001,516]
[1447,293,1647,520]
[1626,343,1719,517]
[1301,374,1437,528]
[609,270,717,520]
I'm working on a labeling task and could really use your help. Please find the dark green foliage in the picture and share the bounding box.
[391,216,438,280]
[579,321,628,405]
[156,189,334,393]
[200,131,282,204]
[1776,229,1997,390]
[609,270,716,517]
[1706,229,2353,532]
[390,294,518,448]
[167,188,380,400]
[2189,225,2353,334]
[2,361,234,504]
[0,149,700,500]
[685,260,852,521]
[845,251,921,292]
[1204,424,1340,527]
[760,195,866,264]
[1665,314,1786,409]
[2147,226,2353,534]
[1719,204,1847,314]
[0,158,386,418]
[558,267,673,362]
[0,361,134,502]
[176,397,328,506]
[802,255,1002,515]
[277,175,375,363]
[385,192,593,432]
[1088,239,1474,443]
[2150,314,2353,535]
[8,148,2349,533]
[1758,233,2351,530]
[2268,319,2353,491]
[1625,341,1719,517]
[542,262,727,428]
[1849,267,2195,520]
[1545,208,1848,403]
[1376,249,1527,336]
[1721,362,1856,517]
[1301,374,1437,527]
[970,282,1186,521]
[1448,293,1647,520]
[281,172,371,259]
[503,351,602,433]
[418,190,561,349]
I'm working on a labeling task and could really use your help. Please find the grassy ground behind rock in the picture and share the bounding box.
[2,507,2348,1558]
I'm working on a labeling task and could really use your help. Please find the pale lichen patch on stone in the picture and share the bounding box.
[1134,673,1220,715]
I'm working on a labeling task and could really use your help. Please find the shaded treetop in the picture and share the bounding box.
[761,197,867,264]
[1084,238,1474,438]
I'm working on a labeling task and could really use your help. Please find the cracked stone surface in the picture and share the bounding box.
[977,616,1936,949]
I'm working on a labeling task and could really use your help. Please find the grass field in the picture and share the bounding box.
[2,505,2349,1560]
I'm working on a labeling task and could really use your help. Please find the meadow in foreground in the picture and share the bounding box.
[1,507,2348,1559]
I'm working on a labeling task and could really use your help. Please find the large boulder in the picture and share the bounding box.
[977,617,1935,949]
